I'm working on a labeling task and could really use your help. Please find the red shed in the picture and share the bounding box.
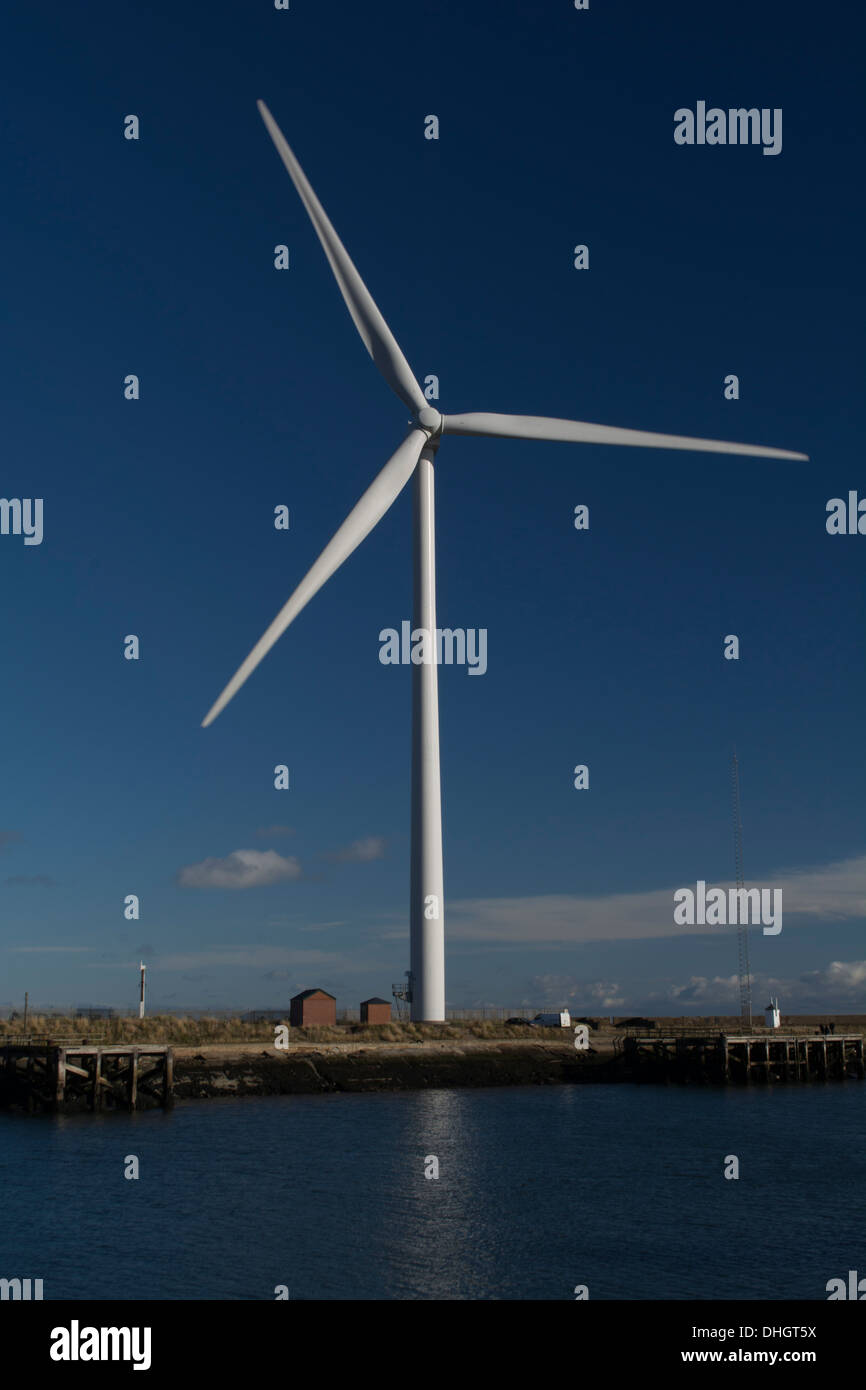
[360,997,392,1024]
[290,989,337,1027]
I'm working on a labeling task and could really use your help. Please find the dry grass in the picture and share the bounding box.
[0,1014,267,1044]
[0,1014,564,1046]
[294,1019,564,1044]
[5,1013,856,1048]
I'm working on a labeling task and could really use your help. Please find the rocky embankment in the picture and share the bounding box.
[172,1039,622,1100]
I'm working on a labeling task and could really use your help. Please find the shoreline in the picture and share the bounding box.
[171,1031,866,1102]
[171,1040,619,1101]
[3,1025,862,1111]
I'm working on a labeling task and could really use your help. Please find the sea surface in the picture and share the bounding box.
[1,1084,863,1300]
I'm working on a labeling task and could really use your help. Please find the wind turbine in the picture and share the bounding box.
[202,100,808,1022]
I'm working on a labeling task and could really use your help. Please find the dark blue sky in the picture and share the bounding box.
[1,0,863,1015]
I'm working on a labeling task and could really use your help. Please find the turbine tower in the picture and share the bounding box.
[201,101,808,1022]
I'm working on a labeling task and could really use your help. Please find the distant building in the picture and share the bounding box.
[290,989,336,1028]
[242,1010,289,1023]
[360,998,392,1024]
[74,1006,115,1020]
[764,997,781,1029]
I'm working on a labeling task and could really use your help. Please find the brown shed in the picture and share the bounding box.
[290,989,337,1027]
[360,997,392,1025]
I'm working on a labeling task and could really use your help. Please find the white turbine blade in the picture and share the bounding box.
[442,412,808,461]
[202,428,427,727]
[257,101,426,416]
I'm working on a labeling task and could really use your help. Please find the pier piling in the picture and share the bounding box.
[0,1040,173,1112]
[623,1032,864,1085]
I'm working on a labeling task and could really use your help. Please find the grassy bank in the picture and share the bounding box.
[2,1013,860,1049]
[0,1014,568,1046]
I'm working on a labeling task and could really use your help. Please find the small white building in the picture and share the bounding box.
[764,997,781,1029]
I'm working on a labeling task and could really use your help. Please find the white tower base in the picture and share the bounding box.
[409,444,445,1021]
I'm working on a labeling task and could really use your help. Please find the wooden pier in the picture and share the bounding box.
[0,1038,173,1113]
[622,1032,865,1085]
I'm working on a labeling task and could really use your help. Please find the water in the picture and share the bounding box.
[1,1085,863,1300]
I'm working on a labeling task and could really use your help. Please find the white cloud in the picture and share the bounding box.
[822,960,866,989]
[532,974,626,1008]
[663,961,866,1009]
[178,849,302,890]
[668,975,740,1003]
[328,836,386,863]
[447,854,866,944]
[589,981,626,1008]
[778,857,866,919]
[790,959,866,1004]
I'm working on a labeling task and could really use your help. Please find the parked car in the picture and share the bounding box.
[530,1010,572,1028]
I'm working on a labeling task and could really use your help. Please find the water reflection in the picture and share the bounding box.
[1,1086,863,1300]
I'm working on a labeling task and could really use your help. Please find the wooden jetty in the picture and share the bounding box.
[622,1032,865,1085]
[0,1037,173,1113]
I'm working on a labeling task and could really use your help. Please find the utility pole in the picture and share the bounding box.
[23,991,29,1033]
[139,962,146,1020]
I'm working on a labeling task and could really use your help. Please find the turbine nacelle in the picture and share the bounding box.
[414,406,443,440]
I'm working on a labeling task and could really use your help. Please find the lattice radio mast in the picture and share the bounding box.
[730,752,752,1029]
